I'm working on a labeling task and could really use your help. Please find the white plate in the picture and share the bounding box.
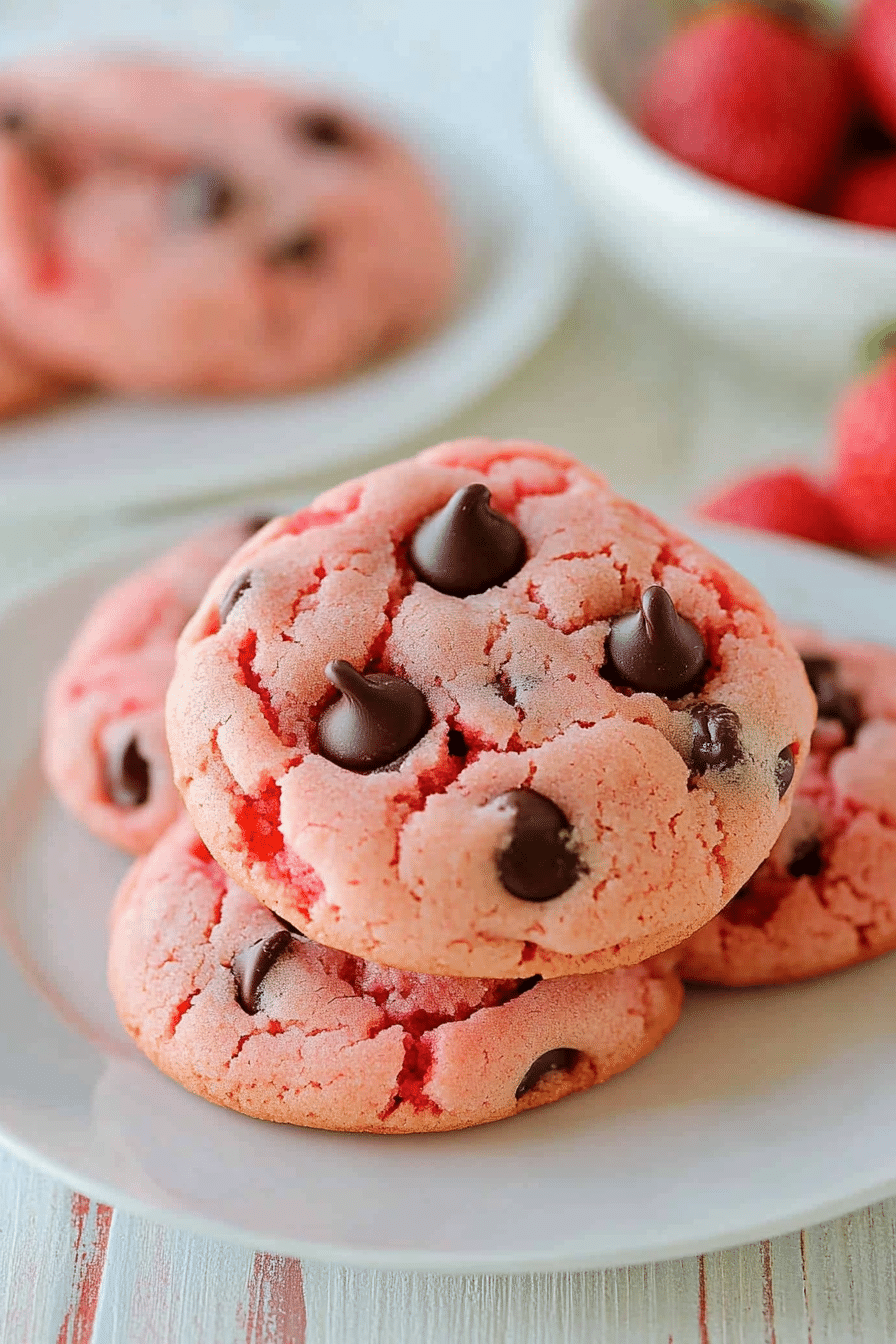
[0,9,583,519]
[2,522,896,1273]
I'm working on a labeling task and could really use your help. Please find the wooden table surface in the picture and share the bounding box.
[3,1142,896,1343]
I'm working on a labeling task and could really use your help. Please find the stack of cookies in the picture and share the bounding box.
[47,438,863,1135]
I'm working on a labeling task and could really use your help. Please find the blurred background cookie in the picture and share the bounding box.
[0,57,456,397]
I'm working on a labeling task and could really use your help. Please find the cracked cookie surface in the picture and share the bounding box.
[44,515,267,854]
[166,439,815,979]
[682,631,896,986]
[109,816,684,1133]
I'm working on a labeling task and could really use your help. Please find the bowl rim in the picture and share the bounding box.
[534,0,896,261]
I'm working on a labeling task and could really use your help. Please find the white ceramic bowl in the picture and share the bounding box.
[533,0,896,376]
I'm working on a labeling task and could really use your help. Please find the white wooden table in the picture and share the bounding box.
[3,1144,896,1342]
[0,266,891,1341]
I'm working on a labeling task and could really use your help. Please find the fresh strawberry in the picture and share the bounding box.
[852,0,896,140]
[696,467,856,549]
[831,152,896,227]
[639,2,854,207]
[833,352,896,551]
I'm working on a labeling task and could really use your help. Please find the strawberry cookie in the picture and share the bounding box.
[109,817,684,1133]
[44,514,271,854]
[682,632,896,986]
[166,439,815,979]
[0,58,454,395]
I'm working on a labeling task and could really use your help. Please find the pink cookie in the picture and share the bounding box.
[166,439,815,979]
[109,817,684,1133]
[681,631,896,986]
[44,515,271,854]
[0,58,454,395]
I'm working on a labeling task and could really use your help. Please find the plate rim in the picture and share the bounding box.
[4,520,896,1273]
[4,1120,896,1275]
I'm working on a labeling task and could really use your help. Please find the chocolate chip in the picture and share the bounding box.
[244,514,274,537]
[447,728,468,758]
[787,836,824,879]
[495,789,582,902]
[689,703,743,774]
[105,736,150,808]
[0,109,25,134]
[219,571,251,624]
[294,109,353,150]
[267,231,323,266]
[317,660,430,771]
[606,586,707,696]
[0,110,60,184]
[776,745,796,798]
[724,879,784,928]
[409,484,526,598]
[515,1048,581,1100]
[170,169,235,225]
[231,929,293,1014]
[801,655,835,688]
[801,655,863,745]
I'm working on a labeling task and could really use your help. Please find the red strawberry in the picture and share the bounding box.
[831,152,896,227]
[696,467,856,549]
[639,2,853,207]
[852,0,896,140]
[833,352,896,551]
